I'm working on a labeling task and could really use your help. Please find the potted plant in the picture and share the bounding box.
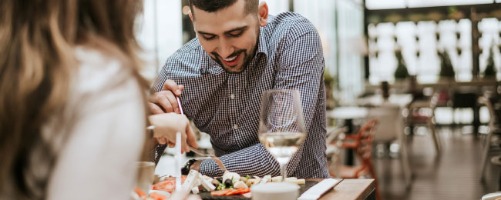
[394,49,409,80]
[438,50,455,80]
[483,48,497,79]
[324,68,337,110]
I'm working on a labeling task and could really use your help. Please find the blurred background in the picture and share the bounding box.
[139,1,501,199]
[137,0,501,103]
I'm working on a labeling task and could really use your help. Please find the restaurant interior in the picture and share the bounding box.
[137,0,501,199]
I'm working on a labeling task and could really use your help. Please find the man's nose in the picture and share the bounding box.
[217,39,234,58]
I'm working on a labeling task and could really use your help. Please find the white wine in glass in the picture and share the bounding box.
[258,89,307,178]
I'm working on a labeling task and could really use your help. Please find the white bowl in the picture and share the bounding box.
[251,182,299,200]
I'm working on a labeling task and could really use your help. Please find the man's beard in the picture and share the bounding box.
[211,48,254,74]
[210,25,260,74]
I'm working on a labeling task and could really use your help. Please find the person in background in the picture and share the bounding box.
[0,0,196,199]
[407,75,426,103]
[380,81,391,100]
[149,0,329,178]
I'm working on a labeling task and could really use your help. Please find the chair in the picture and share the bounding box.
[452,91,480,130]
[326,126,347,146]
[325,127,346,166]
[368,103,413,188]
[336,119,377,178]
[479,95,501,183]
[406,93,441,154]
[327,119,381,200]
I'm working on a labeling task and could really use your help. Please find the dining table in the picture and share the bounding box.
[154,151,376,200]
[196,178,376,200]
[328,106,369,134]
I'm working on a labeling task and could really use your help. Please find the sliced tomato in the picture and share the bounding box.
[134,187,147,198]
[212,188,251,196]
[211,189,232,196]
[226,188,250,195]
[152,180,175,192]
[149,192,167,200]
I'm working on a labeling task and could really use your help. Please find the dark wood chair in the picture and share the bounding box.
[479,95,501,183]
[328,119,381,200]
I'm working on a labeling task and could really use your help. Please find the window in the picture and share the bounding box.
[366,0,495,9]
[137,0,183,79]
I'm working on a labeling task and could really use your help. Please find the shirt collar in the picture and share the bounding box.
[255,26,269,58]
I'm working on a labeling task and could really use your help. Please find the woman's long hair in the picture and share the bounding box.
[0,0,145,197]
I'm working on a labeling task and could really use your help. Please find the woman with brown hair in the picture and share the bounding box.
[0,0,196,199]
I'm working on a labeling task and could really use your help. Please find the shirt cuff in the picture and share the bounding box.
[199,159,225,177]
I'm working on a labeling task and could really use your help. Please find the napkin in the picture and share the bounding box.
[297,178,341,200]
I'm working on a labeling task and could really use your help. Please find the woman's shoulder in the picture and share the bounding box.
[74,46,130,78]
[73,46,135,94]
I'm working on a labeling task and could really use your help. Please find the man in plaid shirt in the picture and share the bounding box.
[149,0,329,178]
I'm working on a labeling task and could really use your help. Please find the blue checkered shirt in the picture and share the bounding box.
[152,12,329,178]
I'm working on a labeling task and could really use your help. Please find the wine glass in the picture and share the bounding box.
[135,161,155,195]
[258,89,307,179]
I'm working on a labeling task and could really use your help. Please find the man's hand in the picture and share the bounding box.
[149,79,185,114]
[148,113,199,153]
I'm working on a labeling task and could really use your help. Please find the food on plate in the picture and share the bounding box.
[284,177,306,184]
[132,188,170,200]
[259,175,271,184]
[152,179,176,193]
[233,180,248,189]
[271,176,283,182]
[148,190,170,200]
[134,187,147,199]
[141,170,306,198]
[222,171,240,183]
[211,188,251,196]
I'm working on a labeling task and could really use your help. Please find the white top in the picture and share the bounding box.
[43,47,146,200]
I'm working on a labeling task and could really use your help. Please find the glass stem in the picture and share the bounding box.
[280,163,287,180]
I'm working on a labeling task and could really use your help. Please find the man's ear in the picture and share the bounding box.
[258,1,268,27]
[189,12,194,22]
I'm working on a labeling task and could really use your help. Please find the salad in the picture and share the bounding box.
[137,170,306,199]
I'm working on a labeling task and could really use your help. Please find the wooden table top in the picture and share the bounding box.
[196,178,375,200]
[320,179,375,200]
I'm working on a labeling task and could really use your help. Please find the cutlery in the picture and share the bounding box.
[189,146,227,172]
[176,97,184,115]
[177,97,226,172]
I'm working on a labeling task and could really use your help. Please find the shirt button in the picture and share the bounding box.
[233,124,238,129]
[230,94,235,99]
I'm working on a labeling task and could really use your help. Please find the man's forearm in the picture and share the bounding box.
[198,144,280,177]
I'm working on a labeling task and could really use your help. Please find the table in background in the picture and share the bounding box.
[327,107,368,165]
[356,94,412,108]
[328,107,369,133]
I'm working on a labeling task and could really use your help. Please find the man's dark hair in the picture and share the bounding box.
[189,0,258,19]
